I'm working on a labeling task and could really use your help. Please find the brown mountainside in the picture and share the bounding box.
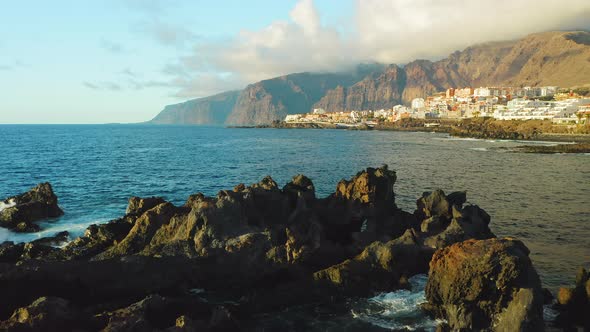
[149,31,590,125]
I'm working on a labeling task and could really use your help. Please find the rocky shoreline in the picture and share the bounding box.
[233,118,590,145]
[503,143,590,154]
[0,167,588,331]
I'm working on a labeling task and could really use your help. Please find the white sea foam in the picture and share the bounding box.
[434,136,479,142]
[1,217,112,245]
[352,274,442,331]
[470,147,488,152]
[435,135,573,147]
[0,199,16,213]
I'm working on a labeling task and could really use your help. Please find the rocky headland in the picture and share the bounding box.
[0,167,586,330]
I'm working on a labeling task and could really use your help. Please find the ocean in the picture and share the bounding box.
[0,125,588,329]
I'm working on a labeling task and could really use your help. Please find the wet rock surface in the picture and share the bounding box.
[0,166,552,331]
[0,183,64,232]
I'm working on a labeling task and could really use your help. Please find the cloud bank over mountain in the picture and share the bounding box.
[165,0,590,98]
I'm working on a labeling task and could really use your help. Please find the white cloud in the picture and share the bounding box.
[144,20,198,47]
[355,0,590,63]
[164,0,590,98]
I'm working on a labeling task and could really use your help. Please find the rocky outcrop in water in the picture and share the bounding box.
[424,238,544,331]
[0,166,548,331]
[0,183,63,232]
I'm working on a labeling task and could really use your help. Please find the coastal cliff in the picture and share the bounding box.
[149,91,239,125]
[149,30,590,126]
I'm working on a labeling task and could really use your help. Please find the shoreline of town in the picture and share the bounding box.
[231,118,590,143]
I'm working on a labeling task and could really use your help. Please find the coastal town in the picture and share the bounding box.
[284,86,590,127]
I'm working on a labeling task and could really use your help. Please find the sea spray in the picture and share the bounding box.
[351,274,442,330]
[0,198,16,213]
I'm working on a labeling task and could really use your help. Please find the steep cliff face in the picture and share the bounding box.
[150,30,590,125]
[402,61,451,105]
[149,91,239,125]
[225,72,364,125]
[430,31,590,88]
[313,65,406,111]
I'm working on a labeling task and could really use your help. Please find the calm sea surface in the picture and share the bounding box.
[0,125,588,292]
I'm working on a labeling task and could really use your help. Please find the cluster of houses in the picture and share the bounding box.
[284,86,590,125]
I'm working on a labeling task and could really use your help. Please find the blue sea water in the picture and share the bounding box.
[0,125,588,328]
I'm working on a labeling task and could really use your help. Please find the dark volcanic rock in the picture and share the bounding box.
[423,204,494,249]
[283,174,316,208]
[96,294,212,331]
[554,267,590,329]
[58,217,135,260]
[95,202,185,260]
[335,166,396,205]
[0,183,64,232]
[0,166,528,331]
[0,242,25,263]
[313,229,433,296]
[0,297,81,331]
[31,231,69,247]
[425,238,544,331]
[126,196,167,215]
[413,189,494,249]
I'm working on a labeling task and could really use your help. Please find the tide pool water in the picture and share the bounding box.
[0,125,588,292]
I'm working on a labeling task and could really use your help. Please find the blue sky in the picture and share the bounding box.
[1,0,588,124]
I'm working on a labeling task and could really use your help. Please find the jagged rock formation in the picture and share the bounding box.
[0,166,545,331]
[0,183,63,232]
[554,267,590,329]
[149,31,590,125]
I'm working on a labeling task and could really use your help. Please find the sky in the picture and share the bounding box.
[1,0,589,124]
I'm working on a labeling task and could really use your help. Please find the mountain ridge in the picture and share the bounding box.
[149,30,590,125]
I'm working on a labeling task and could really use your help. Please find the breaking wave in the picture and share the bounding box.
[351,274,442,331]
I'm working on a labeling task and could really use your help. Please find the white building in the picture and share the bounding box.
[540,86,558,96]
[411,98,425,110]
[285,114,303,122]
[393,105,410,113]
[374,109,394,118]
[474,87,491,97]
